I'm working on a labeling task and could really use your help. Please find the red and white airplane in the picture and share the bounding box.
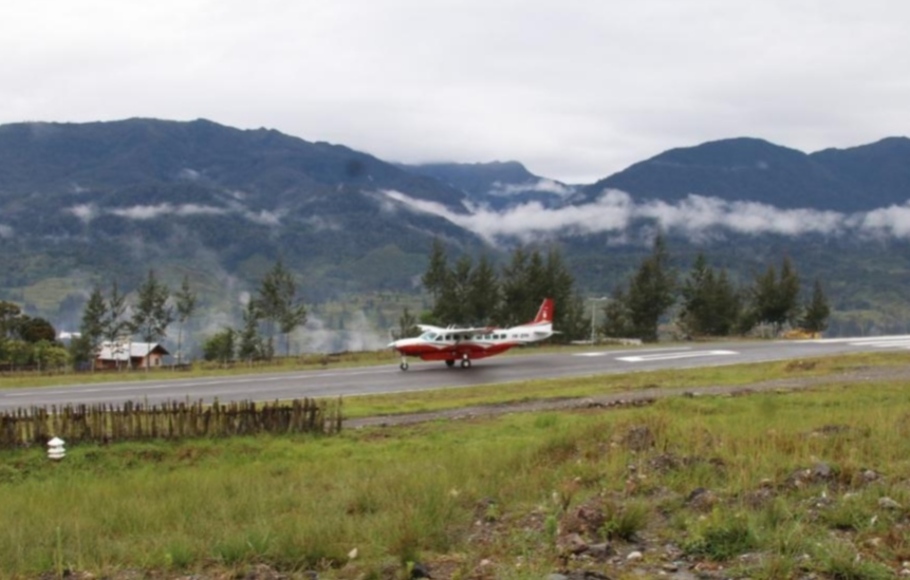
[389,298,555,370]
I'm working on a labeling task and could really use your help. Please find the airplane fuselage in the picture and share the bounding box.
[389,298,555,370]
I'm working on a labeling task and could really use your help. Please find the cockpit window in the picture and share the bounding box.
[420,332,437,341]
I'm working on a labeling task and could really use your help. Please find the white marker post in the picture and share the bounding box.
[47,437,66,461]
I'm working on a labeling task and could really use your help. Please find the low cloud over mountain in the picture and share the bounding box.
[385,188,910,244]
[2,117,910,335]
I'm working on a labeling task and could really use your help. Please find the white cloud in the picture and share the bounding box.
[66,200,291,226]
[384,188,910,244]
[489,178,574,197]
[178,168,202,180]
[301,216,341,231]
[242,209,283,226]
[852,205,910,238]
[109,203,227,220]
[68,203,98,223]
[0,224,13,238]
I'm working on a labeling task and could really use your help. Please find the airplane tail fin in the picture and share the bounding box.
[532,298,554,324]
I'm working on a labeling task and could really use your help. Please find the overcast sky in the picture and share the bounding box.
[2,0,908,183]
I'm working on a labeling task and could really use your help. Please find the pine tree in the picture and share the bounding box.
[679,253,741,337]
[173,275,197,366]
[499,246,529,326]
[749,257,801,334]
[625,234,676,342]
[257,261,307,359]
[433,254,472,325]
[102,281,129,370]
[467,254,500,325]
[237,299,262,363]
[800,279,831,333]
[602,287,635,339]
[79,287,106,371]
[559,293,591,343]
[542,248,577,342]
[131,270,173,370]
[422,238,450,303]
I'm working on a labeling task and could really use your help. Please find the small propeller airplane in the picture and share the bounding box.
[389,298,555,370]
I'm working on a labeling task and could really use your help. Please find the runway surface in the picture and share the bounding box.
[2,335,910,410]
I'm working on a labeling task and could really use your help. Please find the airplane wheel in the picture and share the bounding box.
[400,361,409,371]
[445,359,455,368]
[460,358,471,369]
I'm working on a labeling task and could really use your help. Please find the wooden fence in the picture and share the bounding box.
[0,398,343,448]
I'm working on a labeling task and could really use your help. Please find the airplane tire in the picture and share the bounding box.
[445,359,455,368]
[460,359,471,369]
[400,362,409,371]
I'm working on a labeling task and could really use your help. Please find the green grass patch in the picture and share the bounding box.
[2,361,910,578]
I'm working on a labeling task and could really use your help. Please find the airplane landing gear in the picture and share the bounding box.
[460,356,471,369]
[445,359,455,368]
[399,358,409,371]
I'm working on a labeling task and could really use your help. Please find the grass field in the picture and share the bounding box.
[2,352,910,579]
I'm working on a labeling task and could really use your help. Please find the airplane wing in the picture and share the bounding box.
[416,324,499,334]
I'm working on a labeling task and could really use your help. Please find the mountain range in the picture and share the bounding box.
[2,118,910,340]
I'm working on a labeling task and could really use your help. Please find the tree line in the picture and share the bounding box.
[74,271,198,371]
[600,234,831,342]
[416,235,831,345]
[202,261,307,365]
[0,302,68,371]
[410,240,590,342]
[0,270,198,372]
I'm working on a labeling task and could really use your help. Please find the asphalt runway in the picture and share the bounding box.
[2,335,910,411]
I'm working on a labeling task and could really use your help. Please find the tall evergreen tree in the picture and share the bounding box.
[131,270,173,370]
[679,253,741,337]
[625,234,676,342]
[433,254,472,325]
[543,247,576,338]
[801,278,831,333]
[79,287,106,371]
[749,257,801,334]
[257,261,307,358]
[173,275,197,365]
[499,246,529,326]
[559,293,591,343]
[102,281,129,370]
[422,238,450,303]
[523,249,547,321]
[237,299,262,363]
[601,287,635,339]
[467,253,500,325]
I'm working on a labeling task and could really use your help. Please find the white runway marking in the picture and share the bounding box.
[617,350,738,363]
[811,335,910,344]
[853,339,910,350]
[811,336,910,350]
[573,347,691,358]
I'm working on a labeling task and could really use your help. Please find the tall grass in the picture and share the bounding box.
[2,379,910,577]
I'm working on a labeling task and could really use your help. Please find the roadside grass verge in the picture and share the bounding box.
[340,350,910,418]
[2,376,910,578]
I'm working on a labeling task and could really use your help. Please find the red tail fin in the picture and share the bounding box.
[532,298,554,324]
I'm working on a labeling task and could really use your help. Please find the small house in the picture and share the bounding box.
[96,341,170,370]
